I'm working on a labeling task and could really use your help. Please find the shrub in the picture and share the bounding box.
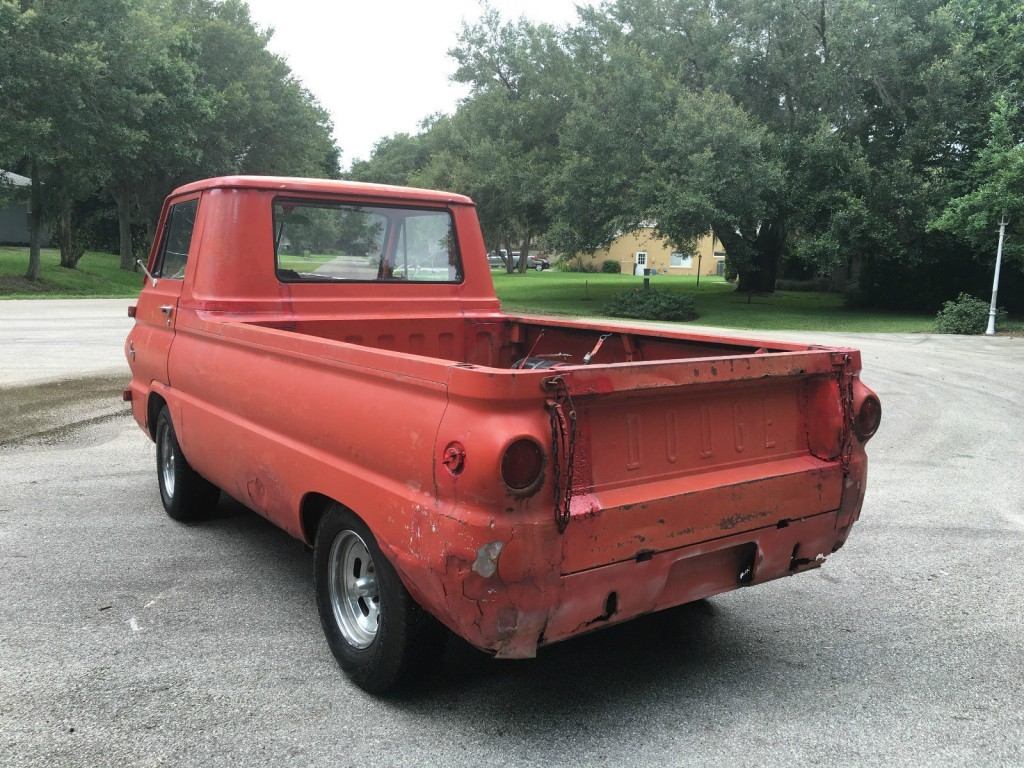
[933,292,1003,334]
[603,288,698,322]
[557,256,597,273]
[601,259,621,274]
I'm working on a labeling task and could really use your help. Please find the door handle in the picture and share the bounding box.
[159,305,174,315]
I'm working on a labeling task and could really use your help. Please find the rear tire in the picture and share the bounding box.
[154,405,220,522]
[314,505,445,694]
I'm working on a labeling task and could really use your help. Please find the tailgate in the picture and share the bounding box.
[552,350,850,574]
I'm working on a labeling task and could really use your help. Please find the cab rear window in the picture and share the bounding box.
[273,199,462,283]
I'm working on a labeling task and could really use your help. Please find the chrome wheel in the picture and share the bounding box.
[328,530,380,649]
[159,425,176,498]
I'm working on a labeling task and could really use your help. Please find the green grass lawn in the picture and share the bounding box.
[494,271,946,332]
[0,247,142,298]
[3,247,1017,334]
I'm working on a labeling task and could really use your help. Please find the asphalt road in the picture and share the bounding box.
[1,301,1023,766]
[0,299,133,387]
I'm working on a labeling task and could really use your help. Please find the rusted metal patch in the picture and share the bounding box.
[471,541,504,578]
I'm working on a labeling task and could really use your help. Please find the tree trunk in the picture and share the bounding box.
[736,220,785,294]
[115,183,135,271]
[57,200,85,269]
[504,234,516,274]
[848,251,863,286]
[25,157,42,281]
[58,201,73,268]
[517,232,532,274]
[829,258,849,292]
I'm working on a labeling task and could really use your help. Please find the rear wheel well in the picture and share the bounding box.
[300,492,338,546]
[147,392,168,441]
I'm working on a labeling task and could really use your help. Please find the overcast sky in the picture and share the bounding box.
[243,0,593,168]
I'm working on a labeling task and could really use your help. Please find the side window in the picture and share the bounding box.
[157,199,198,279]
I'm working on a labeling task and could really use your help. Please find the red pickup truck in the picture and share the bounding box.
[125,176,880,693]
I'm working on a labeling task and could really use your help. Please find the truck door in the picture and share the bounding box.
[132,196,200,388]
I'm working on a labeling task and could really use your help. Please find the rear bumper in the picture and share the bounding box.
[541,506,844,647]
[393,452,867,659]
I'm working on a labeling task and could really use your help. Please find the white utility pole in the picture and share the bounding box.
[986,212,1009,336]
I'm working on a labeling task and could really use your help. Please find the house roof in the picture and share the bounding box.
[0,170,32,188]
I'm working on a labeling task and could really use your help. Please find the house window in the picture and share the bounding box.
[670,251,693,269]
[635,252,647,266]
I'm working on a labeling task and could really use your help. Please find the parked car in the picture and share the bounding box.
[125,176,880,694]
[487,250,549,271]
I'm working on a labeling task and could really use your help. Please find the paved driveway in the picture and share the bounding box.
[1,303,1022,767]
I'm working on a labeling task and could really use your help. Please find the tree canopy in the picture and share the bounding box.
[0,0,340,277]
[3,0,1021,311]
[353,0,1024,308]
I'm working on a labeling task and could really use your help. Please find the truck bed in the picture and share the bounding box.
[246,313,800,367]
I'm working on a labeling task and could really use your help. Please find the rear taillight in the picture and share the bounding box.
[501,439,544,493]
[852,381,881,442]
[855,395,881,442]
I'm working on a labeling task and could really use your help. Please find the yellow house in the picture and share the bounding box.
[579,226,726,277]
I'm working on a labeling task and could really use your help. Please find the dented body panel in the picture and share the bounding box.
[126,176,877,659]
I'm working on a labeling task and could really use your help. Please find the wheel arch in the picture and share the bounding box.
[147,391,169,441]
[300,492,353,547]
[298,494,396,569]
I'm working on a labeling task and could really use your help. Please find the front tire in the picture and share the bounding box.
[154,405,220,522]
[314,506,444,694]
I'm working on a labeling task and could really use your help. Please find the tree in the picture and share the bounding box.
[355,6,574,273]
[107,0,340,270]
[443,8,573,271]
[0,0,341,278]
[350,132,434,187]
[554,0,979,294]
[545,41,674,256]
[931,98,1024,263]
[0,0,119,276]
[649,91,785,286]
[0,0,196,273]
